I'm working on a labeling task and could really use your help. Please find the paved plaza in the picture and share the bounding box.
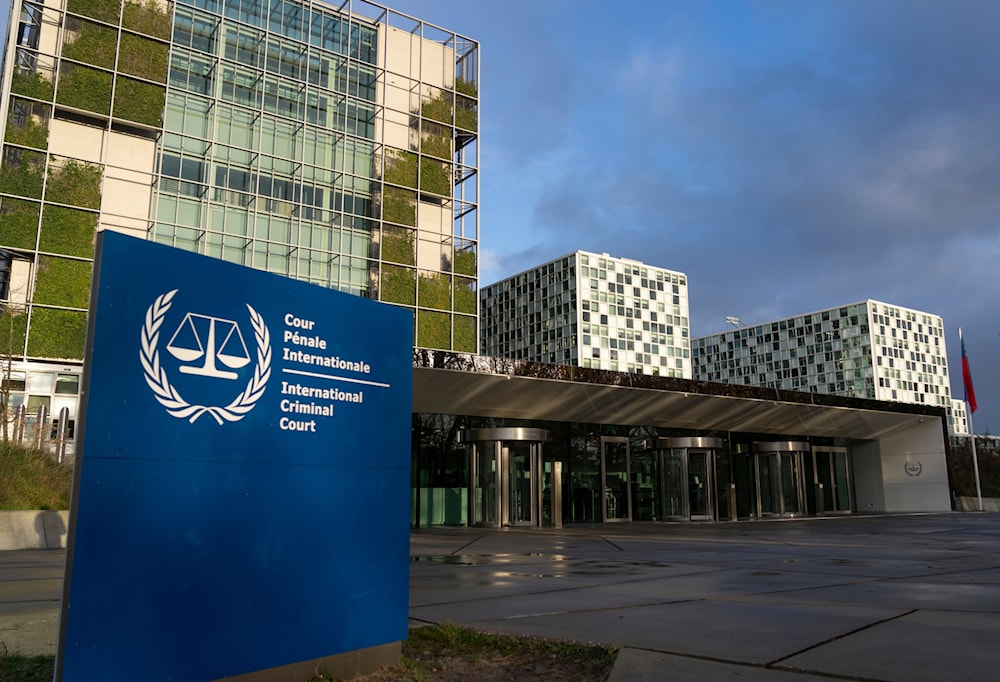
[410,514,1000,681]
[4,513,1000,680]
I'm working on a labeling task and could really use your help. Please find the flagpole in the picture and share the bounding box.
[967,400,983,512]
[959,326,983,511]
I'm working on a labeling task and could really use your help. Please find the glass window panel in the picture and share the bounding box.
[26,372,53,392]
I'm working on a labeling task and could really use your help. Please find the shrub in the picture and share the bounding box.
[0,441,72,510]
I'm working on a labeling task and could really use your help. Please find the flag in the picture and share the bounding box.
[961,333,977,413]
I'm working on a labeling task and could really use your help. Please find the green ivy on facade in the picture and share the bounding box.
[418,271,451,310]
[39,206,99,258]
[380,264,416,306]
[382,225,416,265]
[32,256,92,308]
[66,0,122,24]
[114,77,166,126]
[0,149,45,198]
[453,315,476,352]
[123,0,171,39]
[26,308,87,360]
[118,33,169,83]
[5,101,50,149]
[382,186,416,226]
[62,18,118,69]
[453,276,476,314]
[0,199,41,250]
[419,157,451,196]
[384,148,418,188]
[417,309,451,350]
[57,64,113,116]
[454,245,476,276]
[45,160,102,209]
[10,72,55,101]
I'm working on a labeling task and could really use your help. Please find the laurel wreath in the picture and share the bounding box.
[140,289,272,425]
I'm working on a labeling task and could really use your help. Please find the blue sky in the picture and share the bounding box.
[3,0,997,433]
[387,0,1000,434]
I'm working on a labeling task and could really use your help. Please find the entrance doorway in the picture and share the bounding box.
[811,446,852,514]
[601,437,631,521]
[464,428,549,527]
[657,437,721,521]
[753,441,809,517]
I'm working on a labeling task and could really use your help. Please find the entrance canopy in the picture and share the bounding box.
[412,364,945,441]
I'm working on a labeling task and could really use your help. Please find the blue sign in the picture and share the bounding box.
[58,232,413,680]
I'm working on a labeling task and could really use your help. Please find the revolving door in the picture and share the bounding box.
[751,441,809,518]
[464,428,550,527]
[657,437,722,521]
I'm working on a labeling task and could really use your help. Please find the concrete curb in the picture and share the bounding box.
[0,511,69,550]
[956,496,1000,512]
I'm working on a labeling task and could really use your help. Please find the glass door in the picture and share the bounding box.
[471,441,499,526]
[753,443,809,518]
[601,437,631,521]
[755,454,778,516]
[660,449,687,519]
[812,446,852,514]
[505,442,538,526]
[688,450,714,520]
[779,452,803,515]
[630,448,657,521]
[465,428,549,528]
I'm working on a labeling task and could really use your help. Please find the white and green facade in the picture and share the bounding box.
[691,300,967,432]
[480,251,692,378]
[1,0,479,428]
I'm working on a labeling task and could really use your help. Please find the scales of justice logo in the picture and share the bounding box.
[140,290,271,424]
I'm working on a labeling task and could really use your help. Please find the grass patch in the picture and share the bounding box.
[0,646,53,682]
[1,625,617,681]
[0,441,72,510]
[322,623,618,681]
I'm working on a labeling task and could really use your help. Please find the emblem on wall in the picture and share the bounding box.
[140,290,271,424]
[904,460,923,477]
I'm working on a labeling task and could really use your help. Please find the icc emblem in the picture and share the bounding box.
[140,290,272,424]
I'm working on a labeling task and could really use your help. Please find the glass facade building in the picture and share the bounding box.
[691,300,962,429]
[1,0,479,433]
[410,356,953,527]
[480,251,691,378]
